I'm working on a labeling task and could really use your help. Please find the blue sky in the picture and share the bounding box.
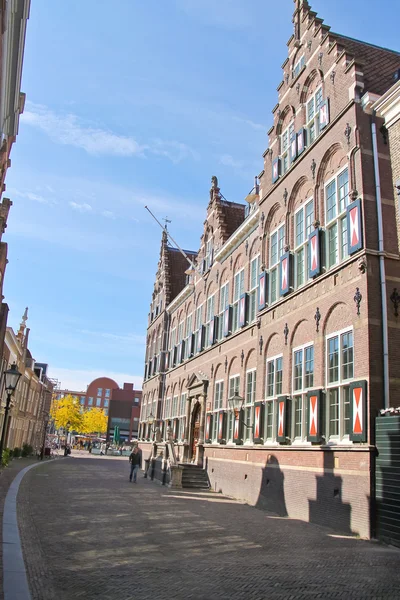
[4,0,399,391]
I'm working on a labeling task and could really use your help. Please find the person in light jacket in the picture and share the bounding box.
[129,446,142,483]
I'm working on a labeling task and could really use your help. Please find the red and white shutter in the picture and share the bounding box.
[272,158,280,183]
[253,402,264,444]
[280,252,292,296]
[308,228,321,278]
[233,412,243,445]
[258,272,268,311]
[347,199,363,255]
[217,411,227,444]
[239,293,248,328]
[307,390,323,443]
[205,413,213,443]
[319,99,330,130]
[276,397,288,443]
[350,380,367,442]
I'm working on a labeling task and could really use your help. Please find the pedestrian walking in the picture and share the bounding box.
[129,445,142,483]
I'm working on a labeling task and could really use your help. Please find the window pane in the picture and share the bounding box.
[296,248,304,288]
[307,98,314,122]
[276,358,283,395]
[328,389,339,436]
[267,361,274,397]
[338,169,349,213]
[343,386,351,435]
[342,332,354,380]
[305,346,314,389]
[328,337,339,383]
[309,121,316,143]
[305,201,314,237]
[326,180,337,222]
[265,401,274,440]
[283,154,289,173]
[270,233,278,266]
[328,223,338,268]
[294,350,303,391]
[315,88,323,111]
[270,269,277,304]
[295,209,304,247]
[294,396,302,438]
[340,216,348,260]
[278,226,285,258]
[282,130,288,152]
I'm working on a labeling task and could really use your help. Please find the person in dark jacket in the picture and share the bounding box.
[129,446,142,483]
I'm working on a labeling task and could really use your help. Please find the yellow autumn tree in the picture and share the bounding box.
[81,407,108,435]
[50,394,83,433]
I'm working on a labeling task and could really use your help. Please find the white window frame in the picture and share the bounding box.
[325,167,349,269]
[185,313,193,359]
[306,86,323,145]
[218,282,229,340]
[244,369,257,443]
[227,374,240,442]
[269,224,285,304]
[205,237,213,271]
[264,354,283,443]
[294,199,314,289]
[325,327,354,442]
[232,269,244,332]
[293,54,305,78]
[248,255,260,323]
[212,380,224,442]
[205,293,216,348]
[194,304,203,354]
[292,343,314,442]
[280,121,295,174]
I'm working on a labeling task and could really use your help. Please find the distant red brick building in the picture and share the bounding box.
[57,378,142,440]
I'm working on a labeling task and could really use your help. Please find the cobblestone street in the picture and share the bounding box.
[16,455,400,600]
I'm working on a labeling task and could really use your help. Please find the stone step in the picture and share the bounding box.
[182,482,210,489]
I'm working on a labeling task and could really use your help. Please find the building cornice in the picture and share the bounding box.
[214,207,260,264]
[371,80,400,129]
[166,283,194,314]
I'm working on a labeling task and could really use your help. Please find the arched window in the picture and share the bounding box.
[325,167,349,268]
[269,223,285,304]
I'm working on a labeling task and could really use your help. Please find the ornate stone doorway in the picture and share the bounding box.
[182,372,209,466]
[191,403,201,461]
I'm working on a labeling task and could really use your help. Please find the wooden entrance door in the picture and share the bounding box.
[191,403,201,461]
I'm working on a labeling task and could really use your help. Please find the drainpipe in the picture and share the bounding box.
[371,113,389,409]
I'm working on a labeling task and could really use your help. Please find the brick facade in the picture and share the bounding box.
[139,1,400,538]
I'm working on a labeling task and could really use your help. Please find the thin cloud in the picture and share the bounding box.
[69,201,92,213]
[22,102,198,163]
[22,103,144,157]
[48,366,143,392]
[78,329,146,346]
[219,154,244,169]
[233,116,266,132]
[9,188,56,205]
[101,210,116,219]
[175,0,254,29]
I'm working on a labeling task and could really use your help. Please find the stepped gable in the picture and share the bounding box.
[259,0,400,199]
[197,177,245,268]
[332,34,400,96]
[167,245,197,302]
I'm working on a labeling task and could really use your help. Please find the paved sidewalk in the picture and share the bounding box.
[0,457,44,600]
[17,456,400,600]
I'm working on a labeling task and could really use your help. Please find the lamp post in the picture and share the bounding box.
[228,394,254,431]
[0,363,22,459]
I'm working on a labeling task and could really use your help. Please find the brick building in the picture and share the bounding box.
[0,0,30,377]
[1,309,54,452]
[56,378,142,437]
[139,1,400,538]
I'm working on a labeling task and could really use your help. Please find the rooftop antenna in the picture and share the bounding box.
[145,205,204,279]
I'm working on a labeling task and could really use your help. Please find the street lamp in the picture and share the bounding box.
[0,363,21,459]
[228,394,254,430]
